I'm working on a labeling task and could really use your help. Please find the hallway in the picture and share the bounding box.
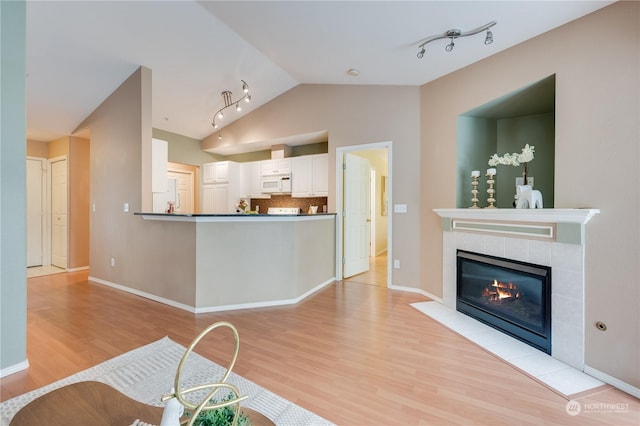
[343,252,387,287]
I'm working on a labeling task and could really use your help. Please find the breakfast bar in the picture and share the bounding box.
[132,213,336,313]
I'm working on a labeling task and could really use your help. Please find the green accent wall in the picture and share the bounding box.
[152,128,220,165]
[456,117,496,207]
[1,0,27,373]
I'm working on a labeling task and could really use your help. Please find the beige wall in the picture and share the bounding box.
[420,2,639,388]
[48,137,69,158]
[26,139,48,158]
[203,84,421,287]
[68,137,90,269]
[75,67,198,304]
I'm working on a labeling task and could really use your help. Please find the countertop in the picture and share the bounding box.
[134,212,336,217]
[134,212,336,222]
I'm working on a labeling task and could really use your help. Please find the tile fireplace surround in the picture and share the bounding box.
[433,209,600,383]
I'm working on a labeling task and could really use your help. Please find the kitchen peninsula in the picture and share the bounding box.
[132,212,336,313]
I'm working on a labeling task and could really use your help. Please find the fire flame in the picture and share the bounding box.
[482,279,520,301]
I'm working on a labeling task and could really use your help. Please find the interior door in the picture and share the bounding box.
[27,158,45,267]
[168,169,194,214]
[343,153,371,278]
[51,159,68,269]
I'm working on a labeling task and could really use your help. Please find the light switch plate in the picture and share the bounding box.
[394,204,408,213]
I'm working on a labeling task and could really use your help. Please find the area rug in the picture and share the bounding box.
[0,337,333,426]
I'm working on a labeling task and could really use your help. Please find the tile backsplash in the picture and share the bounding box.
[249,194,328,214]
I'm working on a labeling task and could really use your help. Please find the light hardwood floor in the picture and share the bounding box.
[2,271,638,425]
[344,253,387,287]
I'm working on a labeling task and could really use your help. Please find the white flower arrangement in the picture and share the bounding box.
[488,144,535,167]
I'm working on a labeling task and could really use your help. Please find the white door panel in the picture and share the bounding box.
[27,159,44,267]
[343,153,371,278]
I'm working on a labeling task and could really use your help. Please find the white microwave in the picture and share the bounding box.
[261,173,292,193]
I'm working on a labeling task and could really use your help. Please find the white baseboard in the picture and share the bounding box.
[388,284,443,303]
[195,277,336,313]
[88,276,196,313]
[88,276,336,314]
[583,365,640,399]
[0,359,29,378]
[66,266,89,272]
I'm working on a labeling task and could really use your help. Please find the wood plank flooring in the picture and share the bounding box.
[1,271,638,425]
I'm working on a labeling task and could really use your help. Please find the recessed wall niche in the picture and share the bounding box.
[456,75,555,208]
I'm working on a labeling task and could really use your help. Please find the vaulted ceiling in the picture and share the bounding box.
[25,1,613,142]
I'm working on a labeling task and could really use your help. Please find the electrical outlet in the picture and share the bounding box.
[123,203,129,212]
[393,259,400,269]
[111,258,115,267]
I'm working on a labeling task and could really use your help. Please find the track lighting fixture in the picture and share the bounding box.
[416,21,496,57]
[211,80,251,129]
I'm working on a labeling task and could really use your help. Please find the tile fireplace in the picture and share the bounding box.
[434,208,599,371]
[456,249,552,354]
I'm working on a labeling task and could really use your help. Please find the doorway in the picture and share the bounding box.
[337,142,391,287]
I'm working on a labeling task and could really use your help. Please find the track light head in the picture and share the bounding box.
[445,40,455,52]
[484,29,493,45]
[417,47,425,59]
[235,103,242,112]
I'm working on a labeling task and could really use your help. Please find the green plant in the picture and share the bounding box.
[188,393,251,426]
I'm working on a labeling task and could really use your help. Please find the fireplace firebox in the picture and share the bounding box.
[456,250,552,354]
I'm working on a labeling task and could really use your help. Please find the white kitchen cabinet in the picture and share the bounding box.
[292,153,328,197]
[240,161,270,200]
[202,183,235,213]
[151,138,168,193]
[201,161,241,213]
[202,161,232,184]
[261,158,291,176]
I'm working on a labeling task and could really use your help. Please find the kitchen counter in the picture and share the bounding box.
[114,212,337,313]
[134,212,336,223]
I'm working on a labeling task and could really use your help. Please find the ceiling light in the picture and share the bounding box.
[484,30,493,45]
[211,80,251,129]
[445,40,455,52]
[416,21,496,57]
[347,68,360,77]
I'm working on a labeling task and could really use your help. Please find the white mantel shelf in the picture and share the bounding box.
[434,208,600,225]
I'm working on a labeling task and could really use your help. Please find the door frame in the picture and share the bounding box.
[336,141,392,285]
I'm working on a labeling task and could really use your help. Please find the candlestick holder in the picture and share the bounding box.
[470,175,480,208]
[486,173,497,208]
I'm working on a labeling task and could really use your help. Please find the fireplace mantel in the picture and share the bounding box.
[434,208,600,245]
[434,208,600,224]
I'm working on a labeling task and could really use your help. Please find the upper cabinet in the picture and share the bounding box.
[239,161,271,200]
[261,158,291,176]
[151,138,168,192]
[203,161,231,184]
[292,154,328,198]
